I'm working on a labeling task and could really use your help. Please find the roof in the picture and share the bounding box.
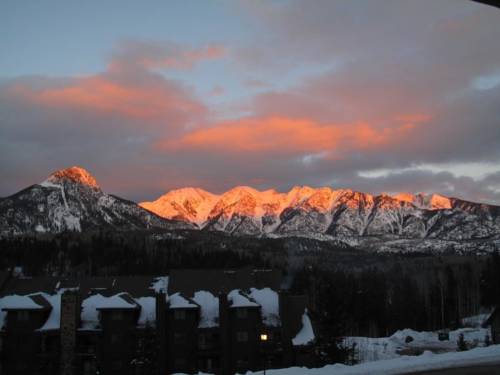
[168,268,282,295]
[0,293,51,311]
[168,292,199,309]
[94,293,140,310]
[0,275,163,300]
[483,307,499,327]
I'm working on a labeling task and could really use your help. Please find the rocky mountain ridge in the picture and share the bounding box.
[0,167,189,235]
[140,184,500,251]
[1,167,499,253]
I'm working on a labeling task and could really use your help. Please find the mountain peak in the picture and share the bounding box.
[42,166,100,189]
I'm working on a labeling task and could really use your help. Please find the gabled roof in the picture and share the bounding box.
[227,289,260,308]
[1,293,51,311]
[168,292,199,309]
[93,293,140,310]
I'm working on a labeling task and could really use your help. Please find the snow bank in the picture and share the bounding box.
[242,344,500,375]
[192,291,219,328]
[292,309,315,346]
[169,293,198,309]
[249,288,280,327]
[228,290,259,308]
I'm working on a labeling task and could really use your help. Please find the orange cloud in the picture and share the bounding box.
[159,116,421,155]
[9,75,206,121]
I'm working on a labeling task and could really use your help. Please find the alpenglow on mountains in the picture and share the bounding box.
[1,167,499,252]
[140,185,500,242]
[0,167,189,235]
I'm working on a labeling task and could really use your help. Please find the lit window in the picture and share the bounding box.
[260,333,268,342]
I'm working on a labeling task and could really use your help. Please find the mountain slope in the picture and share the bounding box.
[140,186,500,246]
[0,166,189,235]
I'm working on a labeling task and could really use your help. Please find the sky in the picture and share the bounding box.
[1,0,500,204]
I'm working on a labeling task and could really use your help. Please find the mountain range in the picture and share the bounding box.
[1,167,499,253]
[0,166,188,235]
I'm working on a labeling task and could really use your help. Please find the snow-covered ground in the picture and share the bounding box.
[174,345,500,375]
[245,344,500,375]
[344,326,491,363]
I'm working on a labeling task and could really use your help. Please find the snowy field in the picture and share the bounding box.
[243,345,500,375]
[344,326,492,363]
[175,345,500,375]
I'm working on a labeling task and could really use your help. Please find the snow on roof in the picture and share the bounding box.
[292,309,315,346]
[135,297,156,328]
[192,291,219,328]
[0,294,47,310]
[228,289,259,308]
[168,293,198,309]
[81,293,138,330]
[38,293,61,331]
[249,288,280,326]
[150,276,169,294]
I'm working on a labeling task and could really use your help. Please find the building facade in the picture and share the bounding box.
[0,269,315,375]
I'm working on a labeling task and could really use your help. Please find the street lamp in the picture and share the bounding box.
[260,333,268,375]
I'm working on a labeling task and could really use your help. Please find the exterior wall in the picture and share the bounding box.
[227,306,263,373]
[2,309,49,374]
[97,309,139,375]
[166,307,199,374]
[196,328,221,373]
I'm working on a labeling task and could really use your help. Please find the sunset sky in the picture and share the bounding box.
[1,0,500,203]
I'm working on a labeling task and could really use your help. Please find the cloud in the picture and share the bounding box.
[160,116,420,155]
[7,74,205,122]
[109,40,226,72]
[1,2,500,205]
[0,40,216,199]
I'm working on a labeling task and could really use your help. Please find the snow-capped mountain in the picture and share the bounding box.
[140,186,500,245]
[0,167,189,235]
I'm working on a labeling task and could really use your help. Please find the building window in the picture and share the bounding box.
[174,358,186,369]
[174,309,186,320]
[112,310,123,320]
[236,331,248,343]
[17,310,30,321]
[111,333,120,344]
[174,332,186,344]
[112,360,122,370]
[236,308,247,319]
[236,359,249,370]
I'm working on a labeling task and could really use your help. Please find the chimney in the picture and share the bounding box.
[279,290,293,365]
[60,290,80,375]
[219,292,231,375]
[156,291,167,375]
